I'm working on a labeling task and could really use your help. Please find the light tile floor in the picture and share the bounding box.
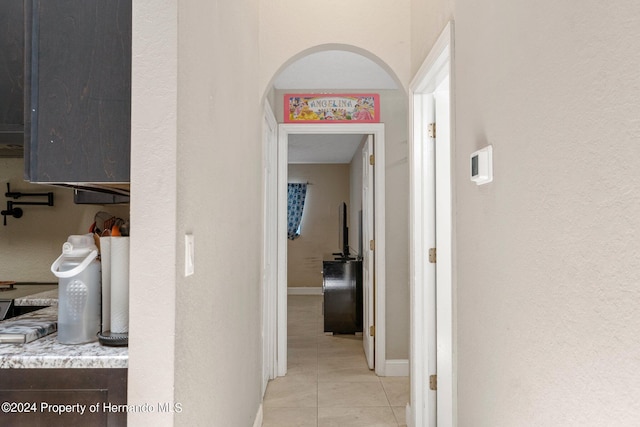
[263,295,408,427]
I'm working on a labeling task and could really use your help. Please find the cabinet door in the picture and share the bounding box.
[25,0,131,183]
[0,0,25,149]
[0,368,127,426]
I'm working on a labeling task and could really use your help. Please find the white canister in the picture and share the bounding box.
[51,234,101,344]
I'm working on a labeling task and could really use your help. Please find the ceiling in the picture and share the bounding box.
[275,50,396,164]
[288,134,365,164]
[273,50,398,90]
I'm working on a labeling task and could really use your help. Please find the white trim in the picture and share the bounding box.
[384,359,409,377]
[262,101,279,392]
[411,22,453,93]
[409,21,455,427]
[406,404,413,427]
[276,122,289,376]
[276,123,387,377]
[434,76,455,427]
[372,125,386,378]
[409,89,437,427]
[287,287,323,295]
[252,404,263,427]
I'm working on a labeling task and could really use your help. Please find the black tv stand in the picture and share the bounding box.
[322,258,363,334]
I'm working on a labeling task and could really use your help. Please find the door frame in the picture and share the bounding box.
[261,101,278,396]
[409,21,456,427]
[361,134,375,369]
[274,122,387,377]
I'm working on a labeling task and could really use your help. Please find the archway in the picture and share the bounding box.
[261,46,410,388]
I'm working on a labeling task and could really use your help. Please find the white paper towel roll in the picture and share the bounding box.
[100,236,112,332]
[110,236,129,333]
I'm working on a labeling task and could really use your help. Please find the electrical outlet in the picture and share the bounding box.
[185,234,195,276]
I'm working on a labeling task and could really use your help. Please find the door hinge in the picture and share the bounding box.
[428,248,437,263]
[429,374,437,391]
[369,154,375,165]
[428,122,436,139]
[370,239,375,251]
[369,325,375,337]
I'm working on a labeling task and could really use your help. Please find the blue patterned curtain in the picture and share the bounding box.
[287,183,308,240]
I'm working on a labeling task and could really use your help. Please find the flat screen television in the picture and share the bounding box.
[337,202,351,258]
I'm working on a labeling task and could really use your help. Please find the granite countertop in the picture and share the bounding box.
[0,330,128,369]
[0,288,128,369]
[0,305,57,344]
[15,288,59,307]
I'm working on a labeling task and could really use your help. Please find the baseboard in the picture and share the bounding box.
[384,359,409,376]
[405,403,412,427]
[287,287,323,295]
[252,403,263,427]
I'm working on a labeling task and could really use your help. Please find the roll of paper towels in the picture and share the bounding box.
[110,236,129,333]
[99,236,111,332]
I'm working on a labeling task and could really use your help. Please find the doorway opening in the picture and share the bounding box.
[286,133,368,378]
[261,48,408,418]
[268,123,387,378]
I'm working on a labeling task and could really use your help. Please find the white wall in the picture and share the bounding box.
[380,92,410,361]
[130,0,263,426]
[174,0,262,426]
[410,0,453,77]
[0,158,128,282]
[259,0,411,97]
[287,164,350,288]
[128,0,178,425]
[409,0,640,424]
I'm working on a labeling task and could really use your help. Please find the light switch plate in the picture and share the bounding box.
[185,234,195,276]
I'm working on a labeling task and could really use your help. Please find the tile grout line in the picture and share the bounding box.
[380,380,399,426]
[283,295,406,426]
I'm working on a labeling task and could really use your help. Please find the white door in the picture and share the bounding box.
[362,135,375,369]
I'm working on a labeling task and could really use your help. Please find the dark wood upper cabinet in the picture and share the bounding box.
[0,0,25,155]
[24,0,131,183]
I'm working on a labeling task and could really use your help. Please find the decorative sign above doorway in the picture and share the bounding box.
[284,94,380,123]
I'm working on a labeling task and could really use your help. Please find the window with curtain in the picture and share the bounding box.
[287,183,308,240]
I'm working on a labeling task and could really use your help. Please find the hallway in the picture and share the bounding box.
[262,295,408,426]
